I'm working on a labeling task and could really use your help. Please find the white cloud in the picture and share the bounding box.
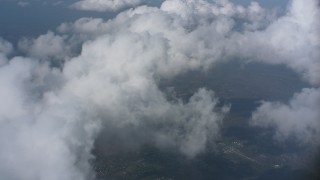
[0,38,13,55]
[58,18,110,35]
[248,0,320,146]
[18,31,69,61]
[62,31,231,157]
[65,0,320,149]
[0,3,233,178]
[251,88,320,145]
[0,0,319,179]
[0,56,96,180]
[232,0,320,85]
[0,30,230,179]
[71,0,144,12]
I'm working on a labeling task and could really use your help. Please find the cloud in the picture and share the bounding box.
[62,31,231,157]
[0,38,12,66]
[231,0,320,85]
[65,0,320,149]
[0,2,233,178]
[17,1,29,7]
[248,0,320,146]
[58,17,110,35]
[0,0,319,179]
[0,38,13,55]
[18,31,70,62]
[0,30,230,179]
[60,0,275,77]
[71,0,144,12]
[251,88,320,144]
[0,56,97,180]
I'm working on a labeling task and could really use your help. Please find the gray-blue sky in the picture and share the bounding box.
[231,0,289,8]
[0,1,116,44]
[0,0,289,44]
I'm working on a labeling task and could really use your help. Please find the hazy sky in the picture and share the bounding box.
[231,0,289,8]
[0,0,290,44]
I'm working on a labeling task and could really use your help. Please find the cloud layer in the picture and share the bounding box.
[0,0,319,179]
[251,88,320,144]
[71,0,144,12]
[247,0,320,146]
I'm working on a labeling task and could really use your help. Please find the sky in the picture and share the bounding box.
[0,0,319,180]
[0,0,288,44]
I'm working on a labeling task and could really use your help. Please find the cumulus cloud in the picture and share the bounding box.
[18,31,70,61]
[58,17,110,35]
[0,1,234,179]
[232,0,320,85]
[248,0,320,146]
[71,0,144,12]
[60,0,276,77]
[0,38,13,66]
[0,37,13,55]
[0,0,319,179]
[0,55,97,180]
[64,0,320,148]
[251,88,320,144]
[0,30,230,179]
[62,31,231,157]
